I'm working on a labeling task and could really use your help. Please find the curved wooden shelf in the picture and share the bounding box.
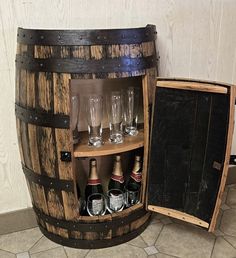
[78,203,143,221]
[74,128,144,157]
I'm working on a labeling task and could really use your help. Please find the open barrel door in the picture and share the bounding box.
[146,78,236,232]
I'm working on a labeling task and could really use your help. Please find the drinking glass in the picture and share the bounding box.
[86,95,103,147]
[86,193,106,216]
[107,91,123,144]
[123,87,139,136]
[124,186,140,207]
[71,95,79,144]
[106,189,125,213]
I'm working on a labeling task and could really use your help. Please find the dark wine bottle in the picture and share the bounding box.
[85,159,103,201]
[108,155,124,191]
[126,155,142,191]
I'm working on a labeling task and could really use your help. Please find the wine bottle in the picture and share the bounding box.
[107,155,125,213]
[108,155,124,191]
[126,155,142,191]
[85,159,103,201]
[85,159,106,216]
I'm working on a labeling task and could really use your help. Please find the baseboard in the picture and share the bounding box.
[0,207,37,235]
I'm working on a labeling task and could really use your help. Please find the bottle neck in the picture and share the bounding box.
[112,158,123,177]
[87,178,101,185]
[111,174,124,184]
[88,163,100,185]
[130,172,142,183]
[132,159,142,175]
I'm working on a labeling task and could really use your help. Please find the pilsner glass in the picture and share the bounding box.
[87,193,106,216]
[123,87,139,136]
[107,91,123,144]
[106,189,125,213]
[86,95,103,147]
[71,95,79,144]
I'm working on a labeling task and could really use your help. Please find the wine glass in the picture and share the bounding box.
[86,95,103,147]
[71,95,79,144]
[86,193,106,216]
[106,91,123,144]
[106,189,125,213]
[123,87,139,136]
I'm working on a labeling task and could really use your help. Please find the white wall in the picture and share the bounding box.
[1,0,236,214]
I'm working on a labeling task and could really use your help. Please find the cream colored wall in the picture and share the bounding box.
[1,0,236,214]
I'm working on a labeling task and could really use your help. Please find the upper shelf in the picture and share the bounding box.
[74,128,144,157]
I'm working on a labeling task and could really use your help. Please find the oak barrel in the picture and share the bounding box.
[15,25,157,248]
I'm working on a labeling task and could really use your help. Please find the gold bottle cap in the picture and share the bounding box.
[135,156,141,162]
[115,155,121,162]
[90,159,97,166]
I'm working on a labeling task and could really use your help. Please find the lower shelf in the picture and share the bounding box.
[35,203,150,249]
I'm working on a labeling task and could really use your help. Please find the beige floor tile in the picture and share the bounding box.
[154,253,177,258]
[226,187,236,208]
[160,218,172,225]
[220,204,230,211]
[0,227,42,254]
[151,213,166,220]
[214,209,223,230]
[150,213,165,224]
[29,236,60,254]
[30,247,67,258]
[0,249,15,258]
[212,237,236,258]
[64,246,90,258]
[144,245,158,255]
[221,190,228,205]
[220,209,236,236]
[86,243,147,258]
[155,223,215,258]
[127,235,147,248]
[224,235,236,249]
[16,252,29,258]
[212,229,224,237]
[141,222,163,246]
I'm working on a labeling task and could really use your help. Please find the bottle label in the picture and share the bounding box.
[88,179,101,185]
[131,172,142,183]
[110,193,124,210]
[92,199,103,214]
[111,174,124,184]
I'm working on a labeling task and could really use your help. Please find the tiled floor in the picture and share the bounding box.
[1,184,236,258]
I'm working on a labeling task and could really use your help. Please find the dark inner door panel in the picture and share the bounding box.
[148,87,229,223]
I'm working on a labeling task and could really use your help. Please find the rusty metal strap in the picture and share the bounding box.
[17,25,157,46]
[15,54,157,74]
[15,104,70,129]
[38,216,150,249]
[23,165,74,192]
[33,204,147,232]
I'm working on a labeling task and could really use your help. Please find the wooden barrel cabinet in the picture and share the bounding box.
[15,25,157,248]
[15,25,235,248]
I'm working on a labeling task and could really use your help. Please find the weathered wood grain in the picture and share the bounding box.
[53,46,78,222]
[71,46,92,79]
